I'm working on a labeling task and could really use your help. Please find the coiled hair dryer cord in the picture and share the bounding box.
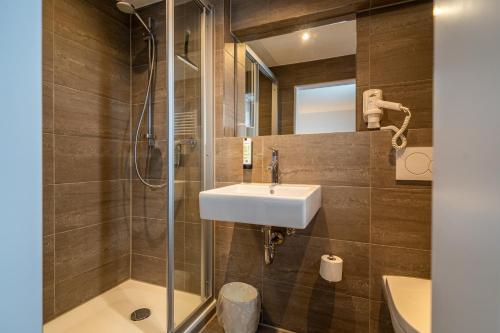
[381,106,411,151]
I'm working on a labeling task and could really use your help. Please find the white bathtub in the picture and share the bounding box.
[44,280,202,333]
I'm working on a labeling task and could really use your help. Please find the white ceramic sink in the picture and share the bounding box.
[199,183,321,229]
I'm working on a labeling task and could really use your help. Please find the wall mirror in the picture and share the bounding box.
[234,18,357,136]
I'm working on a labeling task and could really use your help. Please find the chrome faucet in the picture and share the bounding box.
[267,148,280,184]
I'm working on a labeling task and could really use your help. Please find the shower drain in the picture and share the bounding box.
[130,308,151,321]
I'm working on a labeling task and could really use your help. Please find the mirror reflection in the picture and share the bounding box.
[235,19,357,136]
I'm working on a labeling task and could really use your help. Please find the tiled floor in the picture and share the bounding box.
[200,316,294,333]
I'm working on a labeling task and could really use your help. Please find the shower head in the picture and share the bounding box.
[116,1,136,14]
[116,1,153,36]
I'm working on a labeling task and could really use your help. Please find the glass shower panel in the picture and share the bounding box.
[172,0,211,329]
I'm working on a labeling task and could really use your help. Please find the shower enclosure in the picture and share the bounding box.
[41,0,214,332]
[168,0,215,331]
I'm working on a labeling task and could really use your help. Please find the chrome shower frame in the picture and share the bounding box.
[167,0,215,332]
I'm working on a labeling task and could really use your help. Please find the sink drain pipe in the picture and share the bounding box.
[263,226,290,264]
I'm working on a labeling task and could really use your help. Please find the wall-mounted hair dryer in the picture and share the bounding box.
[363,89,412,150]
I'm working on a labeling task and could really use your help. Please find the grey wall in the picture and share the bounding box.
[433,0,500,332]
[0,2,43,332]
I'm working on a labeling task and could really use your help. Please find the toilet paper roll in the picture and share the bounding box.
[319,254,343,282]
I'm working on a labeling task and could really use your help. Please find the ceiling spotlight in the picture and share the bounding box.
[433,4,462,16]
[301,32,310,41]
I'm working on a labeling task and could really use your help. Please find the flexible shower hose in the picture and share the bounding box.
[134,34,166,189]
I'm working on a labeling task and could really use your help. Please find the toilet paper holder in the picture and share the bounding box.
[320,254,343,283]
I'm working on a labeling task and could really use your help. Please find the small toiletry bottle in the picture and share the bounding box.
[243,138,252,169]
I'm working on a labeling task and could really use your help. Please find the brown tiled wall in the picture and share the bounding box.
[356,1,433,131]
[42,0,131,322]
[43,0,229,321]
[214,1,433,332]
[223,0,433,137]
[271,55,356,135]
[213,0,236,138]
[230,0,419,41]
[214,129,432,333]
[129,1,169,290]
[258,72,273,136]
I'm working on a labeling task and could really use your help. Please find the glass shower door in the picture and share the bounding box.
[167,0,213,331]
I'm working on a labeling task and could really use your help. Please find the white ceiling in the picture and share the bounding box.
[247,20,357,67]
[125,0,163,8]
[125,0,194,8]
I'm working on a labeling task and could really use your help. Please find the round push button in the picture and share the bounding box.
[405,152,431,175]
